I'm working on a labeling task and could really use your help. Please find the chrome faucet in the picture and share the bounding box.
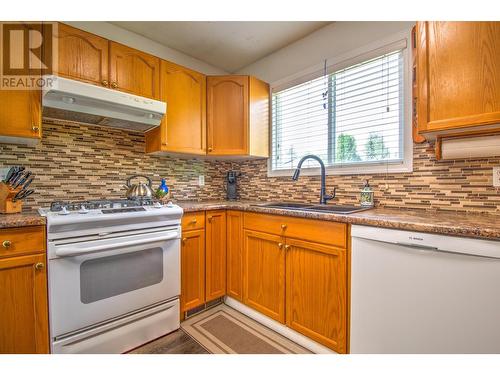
[292,155,336,205]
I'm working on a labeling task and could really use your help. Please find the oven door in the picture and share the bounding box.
[48,226,180,338]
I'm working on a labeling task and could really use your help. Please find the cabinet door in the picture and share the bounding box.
[286,238,347,353]
[180,229,205,312]
[109,42,160,99]
[207,76,249,155]
[243,229,285,323]
[146,61,206,154]
[0,254,49,354]
[226,210,243,301]
[417,22,500,132]
[0,89,41,141]
[54,23,109,87]
[205,211,226,301]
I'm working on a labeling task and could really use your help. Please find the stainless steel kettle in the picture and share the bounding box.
[123,175,154,199]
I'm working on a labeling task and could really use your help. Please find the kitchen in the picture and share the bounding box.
[1,1,500,373]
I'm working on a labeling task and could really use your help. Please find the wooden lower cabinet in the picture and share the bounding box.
[243,229,286,324]
[286,237,347,353]
[205,210,226,301]
[180,229,206,312]
[0,253,49,354]
[226,210,243,301]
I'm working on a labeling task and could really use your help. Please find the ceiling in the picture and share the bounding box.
[111,21,331,72]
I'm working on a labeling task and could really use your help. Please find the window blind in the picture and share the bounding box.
[271,49,404,171]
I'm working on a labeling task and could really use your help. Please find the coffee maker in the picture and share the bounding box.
[225,171,241,200]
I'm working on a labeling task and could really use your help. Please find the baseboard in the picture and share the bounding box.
[224,297,336,354]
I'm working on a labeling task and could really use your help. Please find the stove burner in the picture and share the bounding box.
[49,198,157,212]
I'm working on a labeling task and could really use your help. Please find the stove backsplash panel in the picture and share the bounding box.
[0,120,233,210]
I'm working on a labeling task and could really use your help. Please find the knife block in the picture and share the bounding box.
[0,182,22,214]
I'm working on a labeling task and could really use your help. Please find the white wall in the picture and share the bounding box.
[65,21,227,75]
[237,21,415,84]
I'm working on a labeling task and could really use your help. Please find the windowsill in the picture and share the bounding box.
[267,159,413,177]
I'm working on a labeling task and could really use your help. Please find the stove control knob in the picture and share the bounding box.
[59,207,70,215]
[153,202,163,208]
[79,205,89,214]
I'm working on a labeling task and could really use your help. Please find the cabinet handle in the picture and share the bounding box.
[284,245,291,251]
[2,240,11,249]
[34,262,44,271]
[281,224,287,230]
[102,80,109,87]
[190,219,197,224]
[278,242,283,249]
[111,82,118,89]
[182,238,187,244]
[32,125,40,133]
[208,147,213,152]
[207,217,212,223]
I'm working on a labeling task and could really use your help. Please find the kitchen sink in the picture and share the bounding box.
[255,202,371,214]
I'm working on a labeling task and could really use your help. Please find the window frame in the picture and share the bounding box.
[267,29,413,177]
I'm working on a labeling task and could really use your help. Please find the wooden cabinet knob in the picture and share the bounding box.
[34,262,44,271]
[190,219,197,224]
[284,245,291,251]
[2,240,11,249]
[207,217,213,223]
[102,80,109,87]
[32,125,40,133]
[110,82,118,89]
[278,242,283,249]
[208,147,213,152]
[281,224,287,230]
[182,238,187,244]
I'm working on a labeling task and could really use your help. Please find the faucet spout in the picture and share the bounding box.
[291,155,335,205]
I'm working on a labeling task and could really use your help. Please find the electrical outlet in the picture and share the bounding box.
[493,167,500,187]
[198,175,205,187]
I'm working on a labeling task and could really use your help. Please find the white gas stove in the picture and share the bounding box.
[39,198,183,354]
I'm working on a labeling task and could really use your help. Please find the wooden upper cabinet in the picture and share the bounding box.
[417,21,500,135]
[205,210,226,302]
[54,23,109,87]
[109,42,160,99]
[146,61,206,154]
[0,89,41,143]
[207,75,269,157]
[243,229,285,324]
[286,238,347,353]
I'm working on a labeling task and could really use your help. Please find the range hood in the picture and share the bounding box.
[42,75,166,132]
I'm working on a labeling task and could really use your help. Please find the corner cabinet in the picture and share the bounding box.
[146,61,206,155]
[207,76,269,158]
[109,42,160,100]
[416,21,500,138]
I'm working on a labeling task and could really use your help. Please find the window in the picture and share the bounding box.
[271,46,410,174]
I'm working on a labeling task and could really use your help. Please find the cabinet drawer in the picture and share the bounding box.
[244,212,347,248]
[182,212,205,231]
[0,226,46,259]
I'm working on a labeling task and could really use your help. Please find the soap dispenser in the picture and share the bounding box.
[360,180,374,208]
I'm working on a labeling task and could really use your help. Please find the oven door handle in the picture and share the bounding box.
[55,232,179,257]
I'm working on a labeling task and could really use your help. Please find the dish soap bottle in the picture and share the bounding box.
[360,180,374,208]
[155,178,170,201]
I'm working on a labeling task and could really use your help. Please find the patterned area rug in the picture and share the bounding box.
[181,304,311,354]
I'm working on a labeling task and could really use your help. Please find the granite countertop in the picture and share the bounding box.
[177,200,500,241]
[0,211,46,229]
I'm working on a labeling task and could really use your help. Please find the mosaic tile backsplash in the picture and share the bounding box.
[1,120,499,214]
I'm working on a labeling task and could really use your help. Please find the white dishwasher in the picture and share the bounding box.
[350,225,500,353]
